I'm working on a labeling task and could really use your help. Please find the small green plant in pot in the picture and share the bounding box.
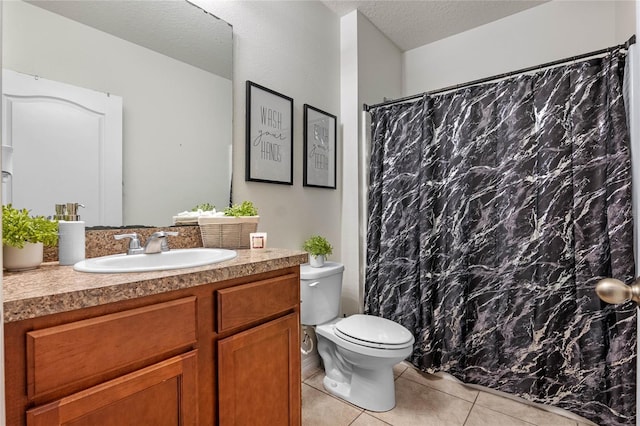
[303,235,333,268]
[3,204,59,271]
[223,201,259,217]
[198,201,259,249]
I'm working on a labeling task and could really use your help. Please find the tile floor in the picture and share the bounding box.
[302,363,595,426]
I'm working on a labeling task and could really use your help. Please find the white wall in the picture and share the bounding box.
[198,1,341,373]
[357,13,403,107]
[404,1,635,95]
[617,0,636,44]
[340,11,403,315]
[199,1,342,256]
[3,1,232,226]
[340,11,360,316]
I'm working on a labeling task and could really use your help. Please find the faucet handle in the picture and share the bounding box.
[114,232,139,242]
[114,233,143,255]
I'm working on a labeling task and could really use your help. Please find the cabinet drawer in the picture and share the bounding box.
[216,273,298,332]
[26,297,197,400]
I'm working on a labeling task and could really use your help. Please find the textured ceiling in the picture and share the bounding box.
[27,0,232,79]
[29,0,548,72]
[322,0,548,51]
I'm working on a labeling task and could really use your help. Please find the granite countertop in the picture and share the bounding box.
[4,248,308,323]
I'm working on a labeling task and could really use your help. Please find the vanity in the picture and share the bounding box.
[3,248,307,425]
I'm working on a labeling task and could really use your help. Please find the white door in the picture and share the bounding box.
[2,69,122,226]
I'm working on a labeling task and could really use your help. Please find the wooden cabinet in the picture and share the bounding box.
[5,266,302,426]
[26,351,198,426]
[219,314,300,426]
[216,273,301,425]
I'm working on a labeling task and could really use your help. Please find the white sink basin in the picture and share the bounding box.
[73,248,237,273]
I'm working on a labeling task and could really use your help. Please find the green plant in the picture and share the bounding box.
[303,235,333,257]
[224,201,258,217]
[2,204,59,248]
[191,202,216,212]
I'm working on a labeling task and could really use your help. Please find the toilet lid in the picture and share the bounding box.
[335,314,414,348]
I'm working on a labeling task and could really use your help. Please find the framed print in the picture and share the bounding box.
[246,81,294,184]
[303,104,337,189]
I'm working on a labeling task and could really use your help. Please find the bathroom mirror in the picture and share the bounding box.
[2,0,233,226]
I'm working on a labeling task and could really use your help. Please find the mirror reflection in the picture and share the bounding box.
[2,0,233,226]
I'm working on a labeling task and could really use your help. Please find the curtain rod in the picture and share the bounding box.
[363,34,636,113]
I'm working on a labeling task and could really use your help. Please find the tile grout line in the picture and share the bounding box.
[396,373,478,405]
[347,412,361,426]
[307,377,367,414]
[347,411,394,426]
[399,368,480,404]
[305,368,589,426]
[400,369,577,425]
[475,404,539,426]
[302,382,365,426]
[461,391,480,426]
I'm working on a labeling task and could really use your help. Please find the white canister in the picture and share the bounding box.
[58,220,86,265]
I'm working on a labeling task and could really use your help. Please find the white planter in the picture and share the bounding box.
[309,255,325,268]
[3,242,44,272]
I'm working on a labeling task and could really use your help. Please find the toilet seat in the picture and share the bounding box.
[334,314,413,349]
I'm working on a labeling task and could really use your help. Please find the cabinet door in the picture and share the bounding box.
[218,313,301,426]
[26,351,198,426]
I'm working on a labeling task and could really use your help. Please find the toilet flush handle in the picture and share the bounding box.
[308,281,320,287]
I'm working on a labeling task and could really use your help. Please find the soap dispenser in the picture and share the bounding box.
[57,203,86,265]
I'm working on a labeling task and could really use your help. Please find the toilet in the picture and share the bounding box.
[300,262,414,412]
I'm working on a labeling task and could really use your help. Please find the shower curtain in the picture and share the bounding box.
[365,50,636,426]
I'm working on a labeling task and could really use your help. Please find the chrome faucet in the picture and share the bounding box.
[142,231,179,254]
[114,231,179,255]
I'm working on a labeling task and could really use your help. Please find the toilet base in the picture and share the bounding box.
[322,365,396,412]
[314,317,413,413]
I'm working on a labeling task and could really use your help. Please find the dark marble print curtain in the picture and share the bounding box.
[365,51,636,426]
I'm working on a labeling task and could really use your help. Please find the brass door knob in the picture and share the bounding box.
[595,278,640,304]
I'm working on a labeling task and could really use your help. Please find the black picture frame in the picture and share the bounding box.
[245,81,294,185]
[303,104,337,189]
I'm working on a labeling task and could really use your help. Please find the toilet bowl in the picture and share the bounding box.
[300,262,414,412]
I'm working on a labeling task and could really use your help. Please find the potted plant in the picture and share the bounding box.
[303,235,333,268]
[3,204,58,271]
[223,201,258,217]
[198,201,260,249]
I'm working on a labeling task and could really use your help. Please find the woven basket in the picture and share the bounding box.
[198,216,259,249]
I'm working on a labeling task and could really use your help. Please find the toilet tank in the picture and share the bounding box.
[300,262,344,325]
